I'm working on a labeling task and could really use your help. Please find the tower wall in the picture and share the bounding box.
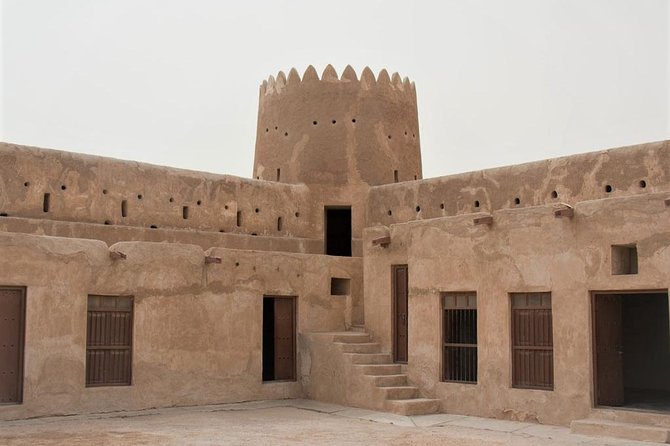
[253,65,422,187]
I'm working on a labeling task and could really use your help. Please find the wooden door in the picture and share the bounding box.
[273,298,295,380]
[594,294,624,406]
[0,287,25,404]
[393,265,408,363]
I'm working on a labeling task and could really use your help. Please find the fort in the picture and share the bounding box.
[1,64,669,443]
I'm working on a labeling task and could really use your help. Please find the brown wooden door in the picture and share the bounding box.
[0,288,25,404]
[393,265,408,363]
[595,294,624,406]
[273,298,295,380]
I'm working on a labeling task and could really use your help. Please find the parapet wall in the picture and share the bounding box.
[253,65,423,186]
[366,140,670,225]
[0,143,316,238]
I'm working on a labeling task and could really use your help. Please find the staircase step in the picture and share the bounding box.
[356,364,402,375]
[337,342,381,354]
[380,386,419,400]
[346,353,392,364]
[384,398,441,416]
[571,419,670,443]
[369,374,408,387]
[332,332,371,343]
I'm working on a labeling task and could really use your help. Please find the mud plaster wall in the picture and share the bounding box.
[0,143,316,238]
[0,233,362,420]
[363,193,670,426]
[367,141,670,226]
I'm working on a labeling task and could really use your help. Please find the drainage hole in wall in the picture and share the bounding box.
[150,225,158,229]
[224,205,229,210]
[284,132,288,136]
[137,194,143,200]
[388,135,392,140]
[235,262,240,267]
[0,212,8,217]
[61,185,67,190]
[274,126,278,130]
[169,197,174,203]
[197,200,202,206]
[295,212,300,218]
[351,118,356,123]
[23,182,30,187]
[104,220,111,225]
[265,128,269,132]
[255,208,260,213]
[313,121,318,125]
[332,120,336,124]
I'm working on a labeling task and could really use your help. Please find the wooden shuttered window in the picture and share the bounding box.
[442,293,477,383]
[86,295,133,387]
[511,292,553,390]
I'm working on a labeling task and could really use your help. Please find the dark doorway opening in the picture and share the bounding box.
[593,291,670,412]
[325,207,352,257]
[393,265,409,363]
[262,296,296,382]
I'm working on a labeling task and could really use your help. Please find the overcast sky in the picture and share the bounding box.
[1,0,668,179]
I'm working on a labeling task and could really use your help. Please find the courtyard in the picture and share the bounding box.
[0,399,649,445]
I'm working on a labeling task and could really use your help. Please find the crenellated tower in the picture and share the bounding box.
[253,64,422,186]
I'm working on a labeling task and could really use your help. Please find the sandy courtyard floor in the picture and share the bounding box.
[0,399,650,445]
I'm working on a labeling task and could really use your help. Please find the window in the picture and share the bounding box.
[330,278,351,296]
[611,244,638,275]
[511,293,553,390]
[86,295,133,387]
[442,292,477,383]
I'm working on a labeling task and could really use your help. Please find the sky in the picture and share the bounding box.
[1,0,669,179]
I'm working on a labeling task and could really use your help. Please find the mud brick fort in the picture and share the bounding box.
[1,64,669,443]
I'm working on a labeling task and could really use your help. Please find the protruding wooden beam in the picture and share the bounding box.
[371,236,391,248]
[205,256,222,264]
[473,214,493,226]
[553,203,574,218]
[109,251,127,260]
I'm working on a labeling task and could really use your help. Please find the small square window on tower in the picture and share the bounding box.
[611,244,638,275]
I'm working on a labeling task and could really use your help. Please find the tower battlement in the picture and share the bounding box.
[253,65,423,187]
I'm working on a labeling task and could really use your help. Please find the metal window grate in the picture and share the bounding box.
[442,293,477,383]
[86,295,133,387]
[511,293,553,390]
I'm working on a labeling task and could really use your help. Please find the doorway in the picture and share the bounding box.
[324,207,352,257]
[262,296,296,381]
[392,265,408,363]
[0,287,25,404]
[593,291,670,411]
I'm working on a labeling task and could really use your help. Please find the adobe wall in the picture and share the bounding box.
[363,193,670,426]
[366,140,670,226]
[0,233,362,420]
[0,143,318,239]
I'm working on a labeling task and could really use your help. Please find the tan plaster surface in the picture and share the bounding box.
[0,399,650,446]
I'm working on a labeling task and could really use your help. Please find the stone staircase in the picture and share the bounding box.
[571,408,670,443]
[332,332,440,416]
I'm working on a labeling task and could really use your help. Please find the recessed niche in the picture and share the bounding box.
[137,194,143,200]
[388,210,392,216]
[0,212,8,217]
[121,200,127,218]
[612,244,638,275]
[61,185,67,191]
[295,212,300,218]
[440,203,445,210]
[330,277,351,296]
[102,189,108,195]
[169,197,174,203]
[276,168,281,182]
[313,121,318,125]
[351,118,356,123]
[415,205,421,212]
[639,180,647,188]
[182,206,189,220]
[23,182,29,187]
[331,120,336,124]
[104,220,111,225]
[197,200,202,206]
[474,200,480,208]
[394,170,399,183]
[605,185,613,193]
[277,217,283,231]
[150,225,158,229]
[514,197,521,205]
[237,211,242,227]
[551,191,558,199]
